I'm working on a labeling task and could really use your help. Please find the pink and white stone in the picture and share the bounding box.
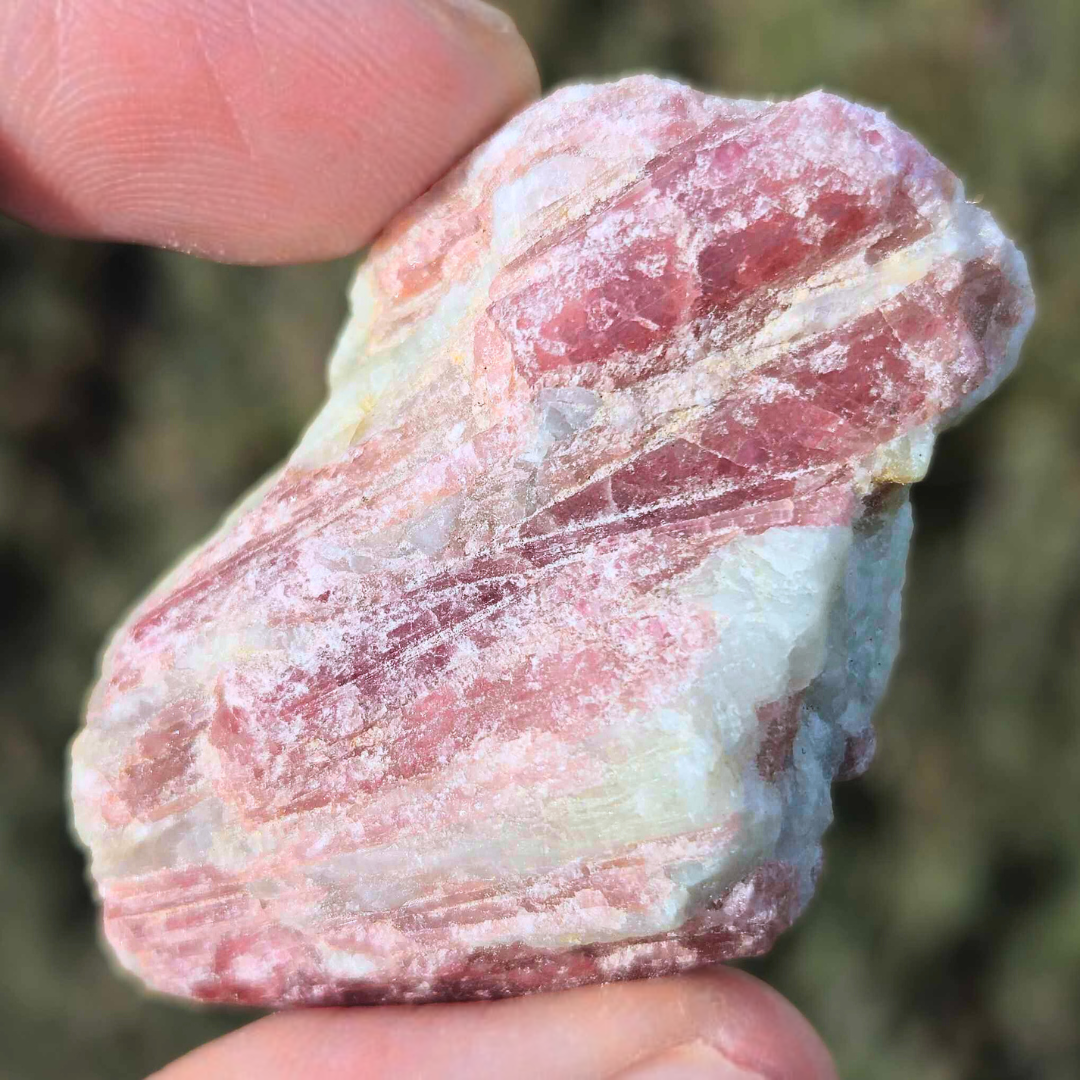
[70,76,1033,1006]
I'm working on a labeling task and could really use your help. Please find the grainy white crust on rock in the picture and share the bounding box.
[70,76,1033,1006]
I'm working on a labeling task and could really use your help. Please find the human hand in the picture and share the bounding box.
[3,2,838,1076]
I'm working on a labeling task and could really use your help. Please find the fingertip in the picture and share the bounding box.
[679,967,839,1080]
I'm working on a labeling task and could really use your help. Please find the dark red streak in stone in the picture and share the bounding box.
[122,244,1021,823]
[755,693,806,782]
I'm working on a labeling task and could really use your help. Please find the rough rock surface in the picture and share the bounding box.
[70,76,1033,1006]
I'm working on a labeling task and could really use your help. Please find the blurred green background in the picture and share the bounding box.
[1,1,1078,1077]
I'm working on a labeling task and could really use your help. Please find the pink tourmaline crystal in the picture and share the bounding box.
[70,76,1033,1006]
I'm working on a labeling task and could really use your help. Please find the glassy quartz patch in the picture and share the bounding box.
[70,75,1033,1007]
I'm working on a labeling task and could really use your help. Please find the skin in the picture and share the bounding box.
[2,2,839,1076]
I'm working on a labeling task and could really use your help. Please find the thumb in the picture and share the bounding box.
[0,0,538,263]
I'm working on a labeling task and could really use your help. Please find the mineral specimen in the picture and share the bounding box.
[70,76,1033,1006]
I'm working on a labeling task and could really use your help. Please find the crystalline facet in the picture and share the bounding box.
[69,76,1034,1006]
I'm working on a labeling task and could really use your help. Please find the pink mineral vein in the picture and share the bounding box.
[69,76,1034,1006]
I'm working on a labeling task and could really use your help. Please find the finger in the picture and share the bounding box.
[0,0,537,263]
[150,967,837,1080]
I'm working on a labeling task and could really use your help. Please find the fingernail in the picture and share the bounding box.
[418,0,520,38]
[615,1040,765,1079]
[412,0,539,100]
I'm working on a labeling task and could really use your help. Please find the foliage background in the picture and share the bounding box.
[1,1,1078,1076]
